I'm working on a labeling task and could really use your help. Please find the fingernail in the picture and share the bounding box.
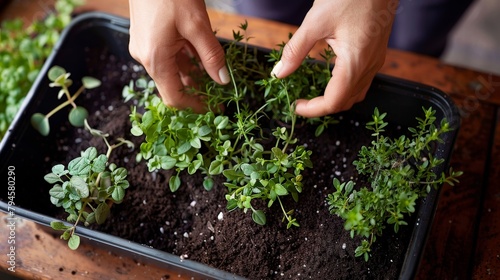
[271,60,283,77]
[219,66,230,84]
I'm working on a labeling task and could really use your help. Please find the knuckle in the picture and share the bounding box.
[201,44,225,66]
[282,41,301,61]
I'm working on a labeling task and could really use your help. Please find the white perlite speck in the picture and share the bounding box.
[217,212,224,220]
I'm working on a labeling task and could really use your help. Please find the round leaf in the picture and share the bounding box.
[203,178,214,191]
[169,175,181,192]
[68,234,80,250]
[274,184,288,196]
[82,76,101,89]
[95,202,110,224]
[252,210,266,226]
[45,173,62,184]
[68,106,88,127]
[47,66,66,81]
[31,113,50,136]
[131,125,143,136]
[112,186,125,202]
[70,176,89,198]
[49,186,65,199]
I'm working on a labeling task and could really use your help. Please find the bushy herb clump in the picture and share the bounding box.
[327,107,462,260]
[32,66,133,250]
[46,121,134,250]
[128,22,335,228]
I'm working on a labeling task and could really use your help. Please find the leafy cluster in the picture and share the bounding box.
[327,107,462,261]
[33,67,133,250]
[46,122,134,250]
[0,0,82,138]
[128,22,335,228]
[31,66,101,135]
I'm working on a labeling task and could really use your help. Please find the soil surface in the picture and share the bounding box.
[44,52,415,279]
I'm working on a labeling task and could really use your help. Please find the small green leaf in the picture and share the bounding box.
[69,106,88,127]
[169,175,181,192]
[112,167,128,182]
[160,156,176,170]
[315,125,325,137]
[95,202,110,224]
[51,164,67,176]
[226,199,238,210]
[198,125,212,137]
[44,173,62,184]
[131,125,143,136]
[70,176,89,198]
[82,76,101,89]
[50,221,70,231]
[68,157,91,176]
[241,163,255,176]
[214,115,229,130]
[49,186,65,199]
[31,113,50,136]
[61,230,71,240]
[177,142,192,154]
[274,184,288,196]
[81,147,98,161]
[252,210,266,225]
[190,137,202,149]
[86,212,96,224]
[68,234,80,250]
[208,160,224,175]
[92,154,107,173]
[112,186,125,202]
[48,66,66,82]
[222,169,243,181]
[203,178,214,191]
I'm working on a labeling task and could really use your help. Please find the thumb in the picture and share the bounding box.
[271,26,316,78]
[187,25,230,85]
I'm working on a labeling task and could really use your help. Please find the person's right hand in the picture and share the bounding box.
[271,0,397,118]
[128,0,230,113]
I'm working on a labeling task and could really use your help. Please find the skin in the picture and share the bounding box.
[128,0,229,113]
[128,0,398,117]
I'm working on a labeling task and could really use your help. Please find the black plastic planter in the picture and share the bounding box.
[0,12,460,279]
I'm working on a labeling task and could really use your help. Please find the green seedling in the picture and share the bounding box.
[45,120,134,250]
[127,22,337,228]
[31,66,100,135]
[327,107,462,261]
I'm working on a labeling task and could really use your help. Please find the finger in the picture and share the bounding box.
[177,46,201,89]
[180,18,230,85]
[152,49,207,114]
[294,59,372,118]
[271,25,317,79]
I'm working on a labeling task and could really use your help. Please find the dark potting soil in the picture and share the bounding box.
[49,51,414,280]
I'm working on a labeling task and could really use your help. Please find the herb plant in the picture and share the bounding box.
[128,22,335,228]
[45,121,134,250]
[0,0,82,138]
[31,65,100,136]
[327,107,462,261]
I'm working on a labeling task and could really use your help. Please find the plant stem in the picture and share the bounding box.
[45,85,85,119]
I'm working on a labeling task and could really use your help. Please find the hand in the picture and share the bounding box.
[128,0,230,113]
[271,0,398,118]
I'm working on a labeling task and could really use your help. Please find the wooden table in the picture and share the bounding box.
[1,1,499,279]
